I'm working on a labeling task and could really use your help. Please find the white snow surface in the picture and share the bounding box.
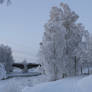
[77,75,92,92]
[0,75,92,92]
[23,75,92,92]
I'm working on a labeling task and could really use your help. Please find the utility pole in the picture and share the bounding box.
[75,56,77,76]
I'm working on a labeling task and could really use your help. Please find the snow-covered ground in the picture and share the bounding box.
[0,75,48,92]
[0,75,92,92]
[23,75,92,92]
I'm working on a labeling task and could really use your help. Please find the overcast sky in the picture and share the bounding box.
[0,0,91,62]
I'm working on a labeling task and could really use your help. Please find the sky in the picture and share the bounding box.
[0,0,92,62]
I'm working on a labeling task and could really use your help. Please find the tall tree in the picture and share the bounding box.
[40,2,89,80]
[40,6,66,81]
[60,3,89,76]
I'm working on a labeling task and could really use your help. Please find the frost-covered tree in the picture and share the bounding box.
[0,0,11,6]
[81,34,92,74]
[58,3,81,76]
[22,59,28,73]
[0,63,7,80]
[40,6,66,81]
[0,44,14,73]
[87,35,92,64]
[72,24,89,75]
[58,3,89,76]
[40,2,89,80]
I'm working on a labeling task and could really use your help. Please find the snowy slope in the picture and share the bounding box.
[23,75,92,92]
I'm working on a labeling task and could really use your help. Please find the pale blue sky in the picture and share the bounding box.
[0,0,91,62]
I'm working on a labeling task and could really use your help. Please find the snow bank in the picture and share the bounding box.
[13,67,22,73]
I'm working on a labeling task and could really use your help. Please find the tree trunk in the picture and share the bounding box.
[81,66,83,75]
[87,63,89,75]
